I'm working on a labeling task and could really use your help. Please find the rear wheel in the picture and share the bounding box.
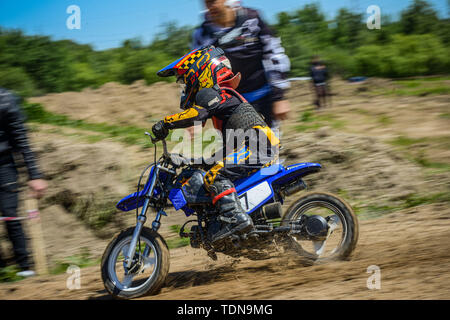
[281,192,359,262]
[101,227,169,299]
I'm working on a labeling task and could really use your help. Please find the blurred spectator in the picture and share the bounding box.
[309,56,330,110]
[192,0,291,132]
[0,87,47,277]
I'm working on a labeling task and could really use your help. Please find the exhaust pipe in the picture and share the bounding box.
[281,179,307,197]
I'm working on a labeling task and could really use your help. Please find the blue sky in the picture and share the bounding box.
[0,0,448,50]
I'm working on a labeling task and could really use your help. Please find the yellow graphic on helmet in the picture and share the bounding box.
[196,52,210,68]
[177,50,203,70]
[198,65,214,88]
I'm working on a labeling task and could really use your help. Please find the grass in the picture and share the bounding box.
[353,190,450,219]
[367,76,450,97]
[394,76,450,86]
[166,238,190,249]
[380,87,449,96]
[389,135,450,149]
[34,125,110,145]
[413,155,450,171]
[389,136,427,147]
[383,77,450,96]
[50,247,100,275]
[169,224,182,234]
[295,122,323,132]
[300,110,314,122]
[403,192,450,208]
[387,136,450,173]
[0,265,25,283]
[295,110,346,132]
[377,115,392,126]
[395,81,421,88]
[352,201,398,217]
[0,248,100,282]
[166,224,190,249]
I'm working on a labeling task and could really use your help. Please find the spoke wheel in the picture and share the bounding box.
[282,192,359,263]
[101,227,169,299]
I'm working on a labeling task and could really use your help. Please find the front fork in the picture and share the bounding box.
[124,166,168,269]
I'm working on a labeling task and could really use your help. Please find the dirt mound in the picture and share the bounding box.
[280,130,430,216]
[29,81,181,128]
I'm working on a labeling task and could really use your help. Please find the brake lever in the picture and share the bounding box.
[145,131,170,159]
[145,131,157,145]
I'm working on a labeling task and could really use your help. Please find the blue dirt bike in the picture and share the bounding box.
[101,133,359,299]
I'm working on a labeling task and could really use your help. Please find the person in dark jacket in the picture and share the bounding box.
[309,55,330,110]
[192,0,291,131]
[0,87,47,277]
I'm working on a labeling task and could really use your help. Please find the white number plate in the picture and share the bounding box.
[239,181,272,212]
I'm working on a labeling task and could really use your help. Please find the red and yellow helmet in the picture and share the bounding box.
[157,46,240,109]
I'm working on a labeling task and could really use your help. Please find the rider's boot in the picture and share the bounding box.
[209,179,253,243]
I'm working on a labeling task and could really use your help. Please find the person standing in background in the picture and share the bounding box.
[0,87,47,277]
[309,55,330,110]
[192,0,291,133]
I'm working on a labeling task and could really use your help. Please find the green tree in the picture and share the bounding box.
[332,8,364,48]
[295,4,327,35]
[400,0,439,35]
[119,50,150,84]
[151,22,193,57]
[276,12,291,29]
[0,66,36,97]
[355,34,449,77]
[69,63,101,91]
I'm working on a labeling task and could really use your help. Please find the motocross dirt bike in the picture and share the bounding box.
[101,133,359,299]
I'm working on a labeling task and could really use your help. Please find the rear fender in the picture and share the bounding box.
[236,163,321,214]
[268,163,321,186]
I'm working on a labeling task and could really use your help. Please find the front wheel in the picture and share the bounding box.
[281,192,359,262]
[101,227,170,299]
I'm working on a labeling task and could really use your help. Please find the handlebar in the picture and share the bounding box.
[145,131,169,158]
[144,131,213,169]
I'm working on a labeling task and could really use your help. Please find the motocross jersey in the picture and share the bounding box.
[192,7,291,103]
[163,85,258,135]
[162,86,280,188]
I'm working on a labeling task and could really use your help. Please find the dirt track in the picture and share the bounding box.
[1,78,449,299]
[1,202,449,300]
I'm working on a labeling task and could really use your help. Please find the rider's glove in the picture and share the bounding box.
[152,120,169,140]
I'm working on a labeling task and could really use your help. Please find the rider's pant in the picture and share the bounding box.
[203,125,280,191]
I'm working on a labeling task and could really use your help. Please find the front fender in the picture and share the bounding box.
[116,166,164,212]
